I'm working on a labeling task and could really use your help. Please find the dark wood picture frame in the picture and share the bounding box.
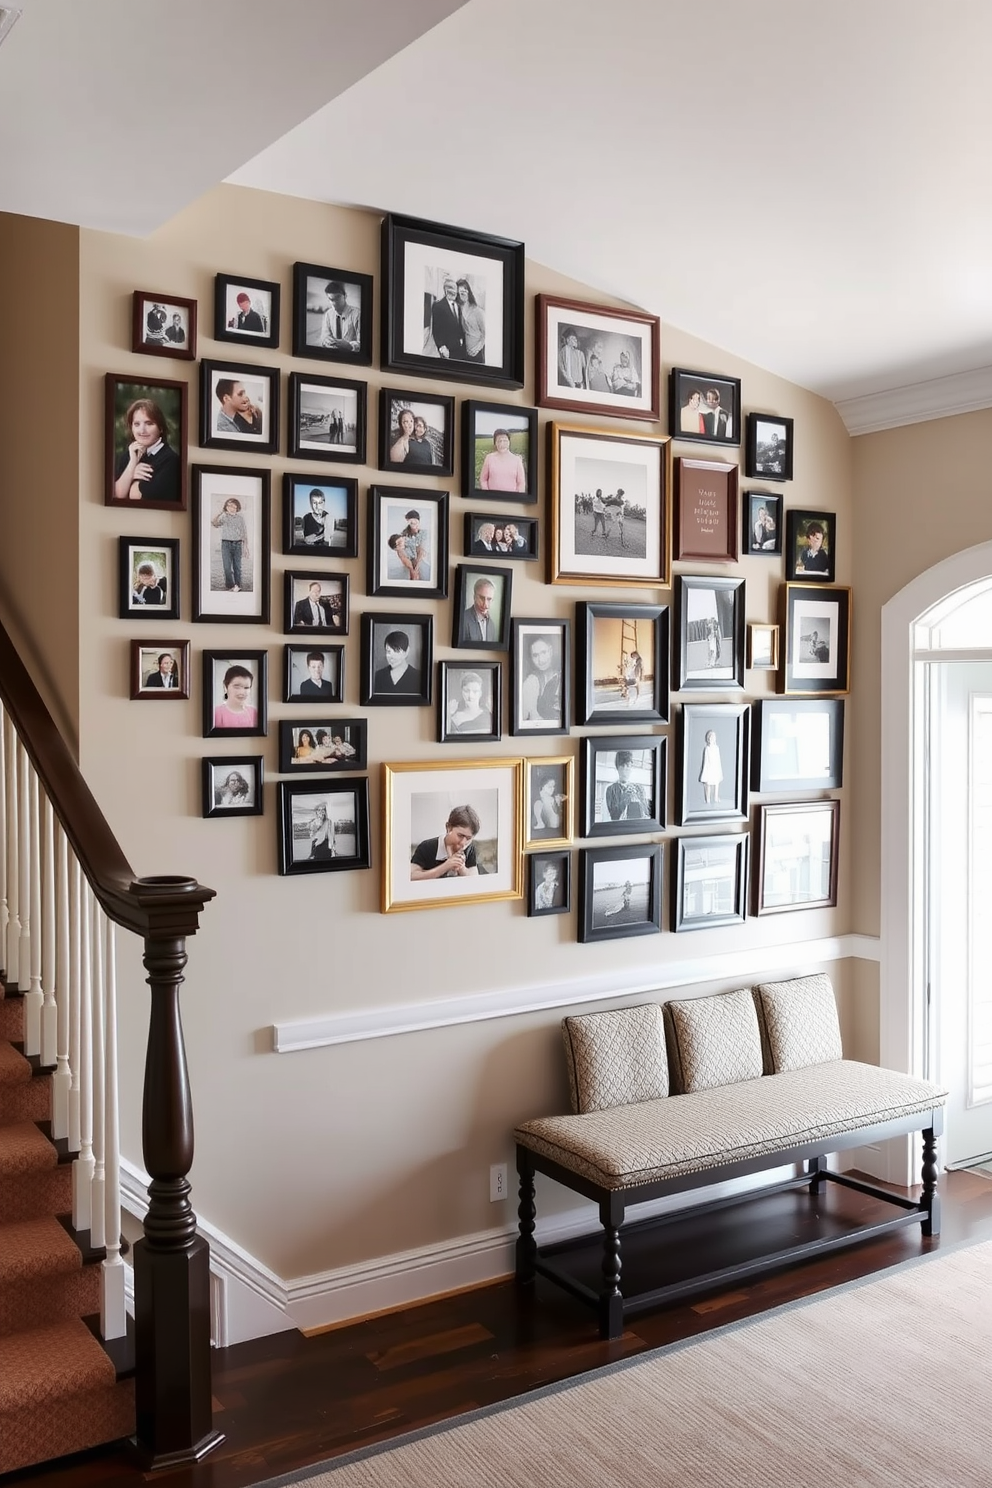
[130,640,190,700]
[284,570,349,637]
[579,844,663,943]
[287,372,366,465]
[213,273,280,349]
[786,509,836,583]
[676,702,750,826]
[528,850,571,918]
[464,512,538,562]
[746,412,794,482]
[119,537,180,620]
[131,292,196,360]
[202,756,264,819]
[106,373,188,511]
[278,719,368,774]
[202,649,267,739]
[360,613,433,708]
[509,618,571,738]
[779,583,852,697]
[743,491,783,556]
[437,661,501,744]
[461,399,539,501]
[378,387,454,477]
[675,456,740,563]
[291,261,373,366]
[675,574,746,692]
[277,777,372,876]
[282,475,358,559]
[536,293,661,422]
[575,600,670,725]
[451,563,513,651]
[753,698,845,792]
[580,734,667,838]
[754,799,840,915]
[367,485,449,600]
[199,359,279,455]
[673,833,749,932]
[191,465,271,625]
[669,367,741,446]
[283,645,345,706]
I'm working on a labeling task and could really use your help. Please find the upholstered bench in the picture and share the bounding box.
[514,975,947,1339]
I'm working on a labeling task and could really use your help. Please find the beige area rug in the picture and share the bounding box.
[260,1241,992,1488]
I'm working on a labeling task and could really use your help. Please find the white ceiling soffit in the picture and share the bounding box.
[0,0,467,237]
[233,0,992,411]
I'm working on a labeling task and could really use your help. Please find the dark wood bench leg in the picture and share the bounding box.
[921,1123,941,1237]
[598,1192,625,1340]
[808,1155,828,1193]
[515,1145,537,1285]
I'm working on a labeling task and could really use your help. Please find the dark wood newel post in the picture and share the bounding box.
[130,876,223,1469]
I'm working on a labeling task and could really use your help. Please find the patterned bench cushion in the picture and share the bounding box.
[752,973,843,1073]
[664,988,764,1094]
[562,1004,668,1114]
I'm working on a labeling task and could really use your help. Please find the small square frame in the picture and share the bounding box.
[575,601,669,725]
[525,755,574,849]
[743,491,783,556]
[202,756,263,819]
[278,778,372,876]
[282,475,358,559]
[746,412,794,482]
[461,399,539,501]
[378,388,454,477]
[528,851,571,917]
[284,571,349,637]
[580,734,666,837]
[287,372,367,464]
[509,619,571,737]
[202,650,267,738]
[131,292,196,360]
[747,622,780,672]
[214,273,280,348]
[278,719,368,773]
[465,512,538,562]
[779,583,852,696]
[437,661,501,744]
[786,509,836,582]
[292,261,373,366]
[199,359,279,455]
[537,294,661,421]
[754,799,840,915]
[676,702,750,826]
[752,698,845,792]
[130,640,189,699]
[579,843,663,943]
[675,575,746,692]
[675,456,740,563]
[106,373,188,510]
[368,485,449,600]
[191,465,270,624]
[673,833,749,933]
[284,645,345,705]
[360,614,433,707]
[669,368,741,445]
[452,564,513,650]
[119,537,179,620]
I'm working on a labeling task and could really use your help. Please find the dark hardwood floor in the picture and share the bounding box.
[7,1168,992,1488]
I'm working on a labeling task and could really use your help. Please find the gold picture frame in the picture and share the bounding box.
[523,755,575,851]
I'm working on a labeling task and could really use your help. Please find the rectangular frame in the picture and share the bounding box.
[461,399,539,502]
[119,537,180,620]
[786,509,836,582]
[191,465,270,624]
[288,372,366,464]
[669,367,741,446]
[202,649,267,738]
[754,799,840,915]
[199,359,279,455]
[747,622,780,672]
[452,563,513,651]
[743,491,783,556]
[278,719,368,773]
[752,698,845,792]
[284,570,349,637]
[465,512,538,562]
[368,486,449,600]
[130,640,190,699]
[214,273,280,349]
[202,756,263,819]
[360,613,433,708]
[673,833,749,932]
[131,292,196,360]
[528,850,571,918]
[282,475,358,559]
[509,618,571,737]
[382,757,524,912]
[579,843,663,943]
[676,702,749,826]
[675,456,740,563]
[278,778,372,876]
[575,601,669,725]
[525,755,574,850]
[292,261,373,366]
[746,412,794,482]
[437,661,501,744]
[580,735,666,838]
[779,583,852,696]
[536,294,661,422]
[106,373,188,510]
[283,644,344,706]
[675,574,746,692]
[378,387,454,477]
[549,423,672,588]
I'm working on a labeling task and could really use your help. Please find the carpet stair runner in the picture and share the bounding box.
[0,982,135,1474]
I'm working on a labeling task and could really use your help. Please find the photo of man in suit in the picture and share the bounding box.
[430,276,465,360]
[460,576,497,644]
[701,386,733,440]
[292,580,340,630]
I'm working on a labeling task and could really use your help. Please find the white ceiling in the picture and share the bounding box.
[5,0,992,409]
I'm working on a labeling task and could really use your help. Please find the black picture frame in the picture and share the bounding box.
[673,834,749,932]
[528,851,571,918]
[381,212,525,389]
[277,778,372,876]
[580,734,667,838]
[378,387,454,477]
[461,399,539,501]
[437,661,501,744]
[754,800,840,915]
[291,261,373,366]
[282,475,358,559]
[191,465,271,625]
[786,509,836,583]
[202,650,267,738]
[779,583,852,697]
[130,640,189,700]
[283,645,344,706]
[106,373,188,511]
[675,575,746,692]
[669,367,741,446]
[119,537,180,620]
[287,372,366,464]
[202,756,263,819]
[464,512,538,562]
[278,719,368,774]
[451,564,513,651]
[677,702,750,826]
[743,492,783,556]
[284,570,349,637]
[199,359,279,455]
[213,273,280,348]
[579,844,663,944]
[131,292,196,360]
[753,698,845,792]
[746,412,794,482]
[509,618,571,738]
[360,613,433,708]
[367,485,449,600]
[575,601,670,725]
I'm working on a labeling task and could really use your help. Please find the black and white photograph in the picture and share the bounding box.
[670,367,741,444]
[438,661,501,744]
[747,622,780,671]
[746,412,794,482]
[509,619,570,737]
[292,261,373,365]
[214,273,280,348]
[575,601,669,726]
[360,613,432,708]
[744,492,783,556]
[368,486,448,599]
[581,735,666,838]
[199,360,279,455]
[191,466,270,624]
[202,650,267,739]
[282,476,358,559]
[787,509,835,582]
[288,372,366,464]
[673,834,749,932]
[677,702,750,827]
[131,291,196,360]
[752,698,845,792]
[106,374,187,510]
[525,756,573,849]
[528,851,571,917]
[378,389,454,476]
[119,537,179,620]
[283,645,344,705]
[781,583,852,696]
[381,213,525,389]
[754,800,840,915]
[278,779,371,876]
[550,424,671,587]
[675,575,745,691]
[537,294,661,422]
[465,512,538,562]
[284,571,348,636]
[579,844,663,943]
[129,640,189,700]
[461,400,538,501]
[202,757,263,820]
[452,564,512,651]
[278,719,368,773]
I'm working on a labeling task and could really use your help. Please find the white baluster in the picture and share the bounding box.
[90,895,106,1250]
[4,716,19,989]
[67,857,82,1155]
[73,880,95,1232]
[52,824,71,1139]
[24,771,43,1055]
[16,738,31,1014]
[41,797,57,1067]
[0,702,8,968]
[101,917,126,1340]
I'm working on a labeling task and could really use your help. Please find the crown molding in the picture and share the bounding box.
[835,365,992,436]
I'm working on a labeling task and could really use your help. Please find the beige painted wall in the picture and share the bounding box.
[10,184,857,1280]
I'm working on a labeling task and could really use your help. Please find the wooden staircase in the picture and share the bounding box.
[0,984,134,1474]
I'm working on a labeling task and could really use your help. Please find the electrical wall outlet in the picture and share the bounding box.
[490,1162,508,1202]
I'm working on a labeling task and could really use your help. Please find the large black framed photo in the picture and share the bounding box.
[528,851,571,918]
[786,509,835,582]
[452,564,512,651]
[746,412,794,482]
[509,619,570,737]
[368,486,448,600]
[670,367,740,445]
[779,583,852,696]
[677,702,749,826]
[549,423,672,588]
[288,372,366,464]
[360,613,433,707]
[581,735,666,837]
[279,719,368,773]
[283,646,344,705]
[753,698,845,792]
[106,374,187,510]
[199,360,279,455]
[462,400,538,501]
[744,492,783,556]
[282,475,358,559]
[191,465,270,624]
[675,574,746,692]
[754,800,840,915]
[202,650,267,738]
[378,388,454,477]
[537,294,661,422]
[119,537,179,620]
[214,273,280,348]
[465,513,538,562]
[202,757,263,819]
[278,778,372,876]
[381,212,525,389]
[579,844,663,943]
[130,640,189,700]
[292,261,373,366]
[437,661,501,744]
[673,834,749,933]
[131,291,196,360]
[575,601,669,725]
[525,756,574,850]
[284,571,348,636]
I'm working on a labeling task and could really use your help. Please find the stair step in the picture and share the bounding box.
[0,997,22,1041]
[0,1258,100,1337]
[0,1159,71,1223]
[0,1119,57,1178]
[0,1214,82,1285]
[0,1039,31,1088]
